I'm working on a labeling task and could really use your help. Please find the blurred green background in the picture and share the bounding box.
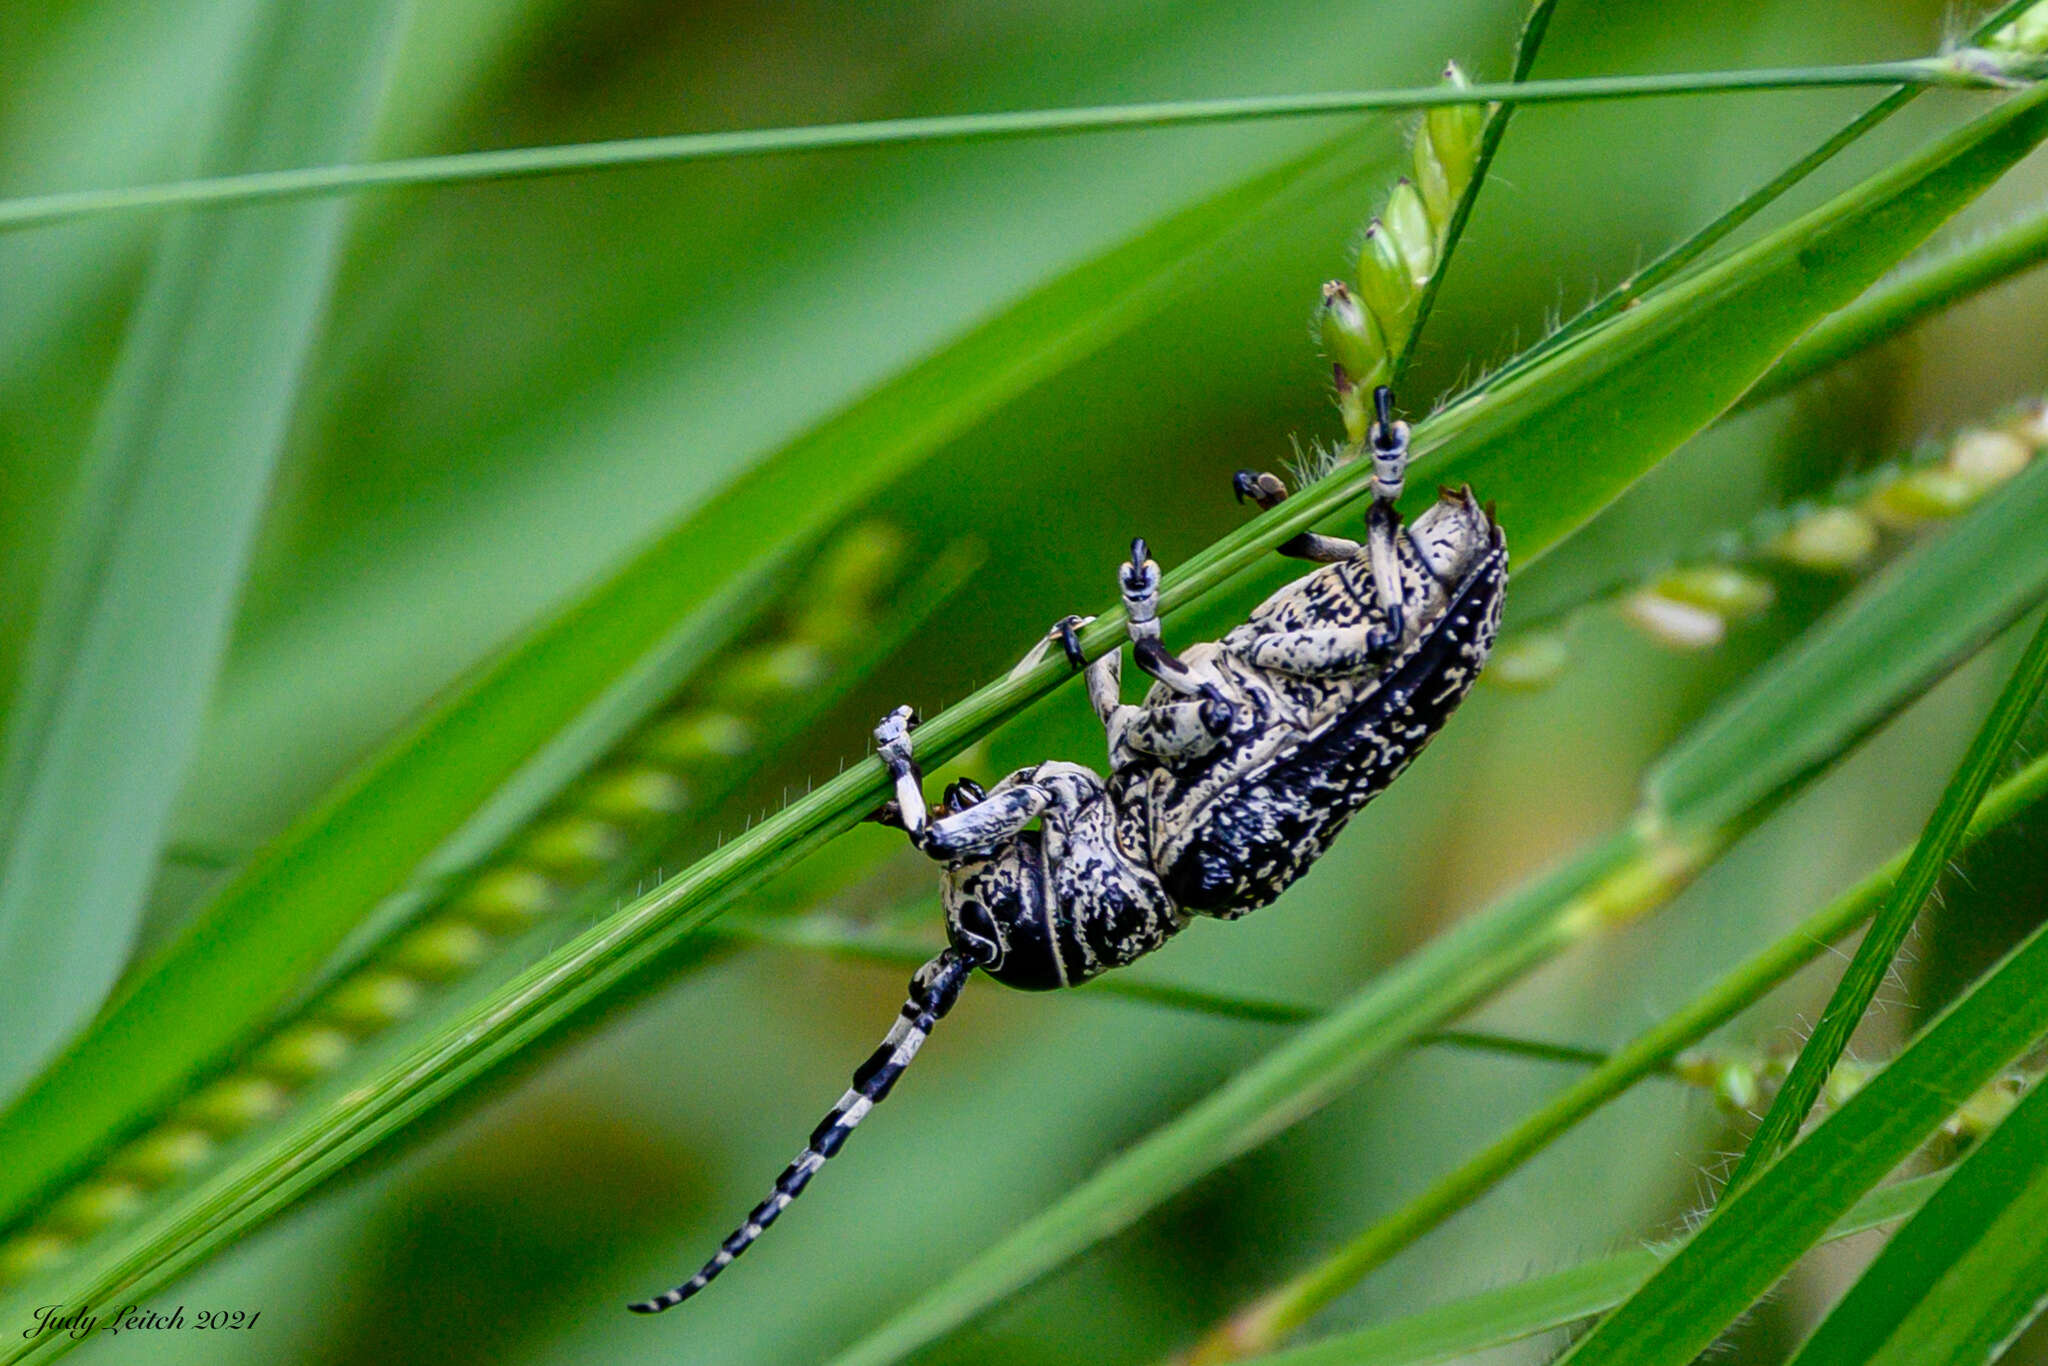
[2,0,2046,1362]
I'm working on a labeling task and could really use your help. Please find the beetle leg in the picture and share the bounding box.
[874,708,1053,859]
[1007,613,1095,679]
[1116,690,1234,760]
[1118,537,1209,698]
[918,783,1052,858]
[872,706,932,835]
[1234,469,1362,563]
[1364,388,1412,647]
[1235,625,1396,678]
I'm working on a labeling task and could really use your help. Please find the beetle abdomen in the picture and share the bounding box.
[1161,542,1506,913]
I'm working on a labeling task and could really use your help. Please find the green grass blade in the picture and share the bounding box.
[1402,83,2048,569]
[1649,455,2048,831]
[1720,608,2048,1194]
[1244,1175,1949,1366]
[1185,745,2048,1360]
[1747,203,2048,406]
[1390,0,1558,383]
[0,57,2020,235]
[1482,0,2043,388]
[1557,832,2048,1366]
[1787,1062,2048,1366]
[6,61,2046,1355]
[0,0,408,1101]
[0,120,1397,1235]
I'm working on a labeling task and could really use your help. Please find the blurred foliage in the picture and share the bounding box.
[1,1,2047,1364]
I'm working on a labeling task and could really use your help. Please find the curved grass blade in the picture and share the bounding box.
[1241,1174,1948,1366]
[1650,455,2048,831]
[1557,890,2048,1365]
[6,60,2048,1361]
[0,117,1400,1236]
[1745,202,2048,407]
[1484,0,2044,390]
[1785,1062,2048,1366]
[1718,607,2048,1197]
[0,0,409,1102]
[1389,0,1558,384]
[1180,743,2048,1361]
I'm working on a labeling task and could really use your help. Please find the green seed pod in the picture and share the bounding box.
[1864,467,1983,528]
[1650,565,1775,621]
[1484,632,1568,690]
[520,814,627,875]
[1316,281,1388,390]
[180,1075,289,1133]
[1383,179,1437,286]
[107,1126,215,1183]
[716,641,829,702]
[1426,61,1484,198]
[2011,399,2048,447]
[1994,2,2048,54]
[1946,428,2031,491]
[1714,1059,1762,1115]
[1412,120,1455,227]
[584,766,690,823]
[452,865,557,932]
[1337,384,1371,448]
[641,710,754,764]
[809,522,906,603]
[388,920,493,980]
[252,1023,354,1082]
[1355,220,1414,342]
[0,1233,70,1283]
[320,971,425,1032]
[1770,506,1879,573]
[1823,1058,1874,1110]
[43,1179,145,1235]
[1622,590,1725,651]
[1945,1072,2026,1140]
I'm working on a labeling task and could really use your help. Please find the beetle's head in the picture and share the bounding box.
[940,840,1066,991]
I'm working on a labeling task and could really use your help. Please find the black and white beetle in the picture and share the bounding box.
[630,388,1505,1313]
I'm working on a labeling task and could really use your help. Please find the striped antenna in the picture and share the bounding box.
[629,948,977,1313]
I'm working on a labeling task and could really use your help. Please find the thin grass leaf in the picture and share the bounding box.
[0,0,409,1102]
[1649,454,2048,832]
[0,56,2027,235]
[1486,0,2044,389]
[1241,1174,1949,1366]
[0,117,1403,1235]
[1180,744,2048,1362]
[1720,609,2048,1196]
[1745,202,2048,406]
[1389,0,1557,383]
[1558,650,2048,1366]
[8,49,2048,1357]
[1786,1058,2048,1366]
[1558,905,2048,1365]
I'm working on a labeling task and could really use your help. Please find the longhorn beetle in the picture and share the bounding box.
[630,387,1506,1313]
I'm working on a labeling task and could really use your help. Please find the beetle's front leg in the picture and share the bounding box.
[1232,470,1362,564]
[872,707,1051,859]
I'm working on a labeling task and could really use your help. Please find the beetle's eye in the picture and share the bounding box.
[949,899,1003,965]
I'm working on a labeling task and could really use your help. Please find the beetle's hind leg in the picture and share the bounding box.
[1232,470,1362,564]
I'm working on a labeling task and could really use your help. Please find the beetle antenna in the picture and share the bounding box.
[628,948,978,1314]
